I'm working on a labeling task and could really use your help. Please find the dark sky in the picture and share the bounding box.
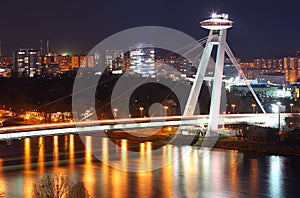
[1,0,299,60]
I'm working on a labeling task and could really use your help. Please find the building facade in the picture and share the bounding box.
[13,49,40,77]
[130,43,155,75]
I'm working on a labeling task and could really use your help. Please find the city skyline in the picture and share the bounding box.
[0,0,300,59]
[1,2,300,196]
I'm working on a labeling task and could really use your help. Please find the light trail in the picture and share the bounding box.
[0,113,298,140]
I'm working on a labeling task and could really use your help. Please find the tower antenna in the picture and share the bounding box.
[40,40,43,56]
[46,40,50,55]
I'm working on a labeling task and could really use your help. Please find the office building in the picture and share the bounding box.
[130,43,155,75]
[13,49,40,77]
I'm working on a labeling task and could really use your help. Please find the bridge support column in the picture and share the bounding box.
[206,29,227,136]
[183,31,214,116]
[183,13,232,138]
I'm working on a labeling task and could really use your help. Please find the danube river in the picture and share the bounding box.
[0,134,299,197]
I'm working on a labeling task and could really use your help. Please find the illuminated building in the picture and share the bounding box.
[86,55,95,67]
[223,58,240,78]
[256,73,286,85]
[240,58,284,80]
[0,56,13,77]
[240,62,255,79]
[57,55,71,71]
[13,49,40,77]
[71,56,80,69]
[71,56,84,69]
[43,53,57,65]
[130,43,155,75]
[284,57,298,82]
[105,50,124,71]
[0,56,13,68]
[124,55,130,71]
[93,50,124,71]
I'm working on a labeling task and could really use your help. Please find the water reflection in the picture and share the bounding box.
[38,137,44,174]
[138,142,153,198]
[139,142,152,172]
[53,136,59,168]
[228,152,239,197]
[0,159,6,196]
[23,138,32,198]
[24,138,31,171]
[101,138,110,197]
[182,147,195,197]
[121,139,127,170]
[269,156,283,198]
[161,145,173,198]
[69,134,74,170]
[64,135,68,151]
[249,158,258,195]
[84,136,95,196]
[0,135,296,197]
[110,139,128,198]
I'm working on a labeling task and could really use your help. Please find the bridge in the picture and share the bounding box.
[0,13,291,141]
[0,113,297,141]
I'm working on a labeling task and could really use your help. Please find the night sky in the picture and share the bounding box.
[1,0,300,60]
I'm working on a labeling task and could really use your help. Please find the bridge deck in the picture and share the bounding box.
[0,113,297,140]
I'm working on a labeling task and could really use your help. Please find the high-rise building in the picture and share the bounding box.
[271,59,283,71]
[223,58,240,78]
[71,56,80,69]
[130,43,155,75]
[71,55,89,69]
[105,50,124,71]
[57,55,71,71]
[240,58,284,80]
[93,50,124,71]
[13,49,40,77]
[43,53,57,65]
[124,54,130,71]
[240,62,255,79]
[284,57,298,82]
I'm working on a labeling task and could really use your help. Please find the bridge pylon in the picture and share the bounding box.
[183,13,233,136]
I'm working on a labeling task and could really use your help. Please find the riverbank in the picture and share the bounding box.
[104,130,300,156]
[212,137,300,156]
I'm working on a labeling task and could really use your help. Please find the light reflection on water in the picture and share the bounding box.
[38,137,44,174]
[269,156,283,198]
[24,138,30,171]
[53,136,59,168]
[69,134,74,172]
[0,134,296,197]
[84,136,94,196]
[23,138,33,198]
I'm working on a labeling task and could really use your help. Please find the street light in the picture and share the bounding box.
[251,104,256,113]
[113,108,118,118]
[271,102,281,131]
[139,107,144,117]
[163,106,168,116]
[290,103,294,113]
[231,104,236,114]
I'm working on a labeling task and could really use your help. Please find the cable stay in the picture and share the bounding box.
[225,43,266,113]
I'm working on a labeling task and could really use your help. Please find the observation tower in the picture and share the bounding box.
[183,13,233,136]
[200,13,233,30]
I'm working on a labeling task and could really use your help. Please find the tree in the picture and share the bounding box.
[32,173,90,198]
[0,186,5,198]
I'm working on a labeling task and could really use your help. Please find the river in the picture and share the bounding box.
[0,134,299,197]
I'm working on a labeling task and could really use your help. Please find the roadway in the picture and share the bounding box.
[0,113,298,140]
